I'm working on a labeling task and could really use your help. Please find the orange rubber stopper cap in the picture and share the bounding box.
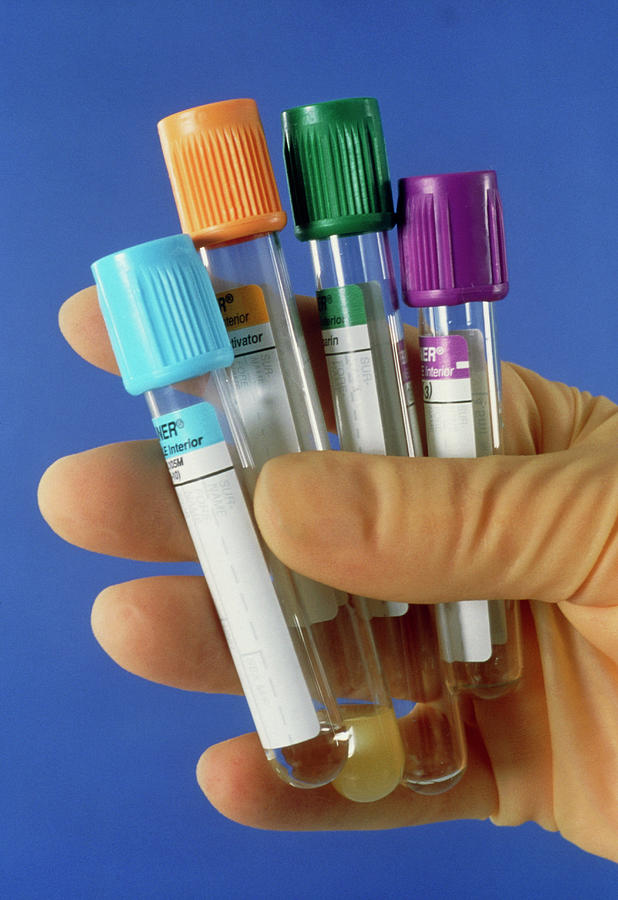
[158,99,287,246]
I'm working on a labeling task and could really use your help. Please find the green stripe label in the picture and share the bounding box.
[317,284,367,329]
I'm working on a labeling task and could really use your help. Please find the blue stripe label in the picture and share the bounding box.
[153,402,224,458]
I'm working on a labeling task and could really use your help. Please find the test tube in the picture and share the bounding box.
[397,170,523,698]
[92,235,352,788]
[282,97,466,793]
[157,100,405,802]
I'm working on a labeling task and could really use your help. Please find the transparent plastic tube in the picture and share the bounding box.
[418,302,523,697]
[146,379,349,787]
[309,232,423,459]
[93,234,356,791]
[195,232,406,802]
[309,232,467,793]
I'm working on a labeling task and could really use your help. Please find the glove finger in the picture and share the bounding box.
[38,440,193,561]
[91,574,241,694]
[254,445,618,607]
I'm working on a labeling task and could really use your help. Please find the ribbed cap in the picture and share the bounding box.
[397,170,508,307]
[91,235,234,395]
[158,99,287,246]
[281,98,395,241]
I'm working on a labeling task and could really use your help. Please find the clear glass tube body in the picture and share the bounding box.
[192,232,405,802]
[309,231,466,793]
[146,382,347,787]
[418,301,523,697]
[309,231,422,459]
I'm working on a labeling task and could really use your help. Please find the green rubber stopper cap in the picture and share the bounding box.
[281,98,395,241]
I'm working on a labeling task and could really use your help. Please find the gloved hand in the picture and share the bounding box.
[38,286,618,862]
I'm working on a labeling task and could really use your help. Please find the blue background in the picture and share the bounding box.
[3,1,617,897]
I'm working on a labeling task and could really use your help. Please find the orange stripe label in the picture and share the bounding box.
[216,284,269,331]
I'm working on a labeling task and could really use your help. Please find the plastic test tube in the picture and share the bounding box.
[157,100,405,802]
[397,170,523,698]
[282,98,467,793]
[92,235,355,788]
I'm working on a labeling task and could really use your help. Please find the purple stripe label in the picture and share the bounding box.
[420,335,470,380]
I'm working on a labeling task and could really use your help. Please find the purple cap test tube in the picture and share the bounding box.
[397,170,522,699]
[398,169,508,306]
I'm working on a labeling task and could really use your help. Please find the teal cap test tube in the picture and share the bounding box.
[92,234,351,789]
[93,233,407,802]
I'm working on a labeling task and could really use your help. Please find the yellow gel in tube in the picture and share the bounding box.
[332,706,405,803]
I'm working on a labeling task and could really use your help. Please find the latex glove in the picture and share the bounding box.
[38,287,618,862]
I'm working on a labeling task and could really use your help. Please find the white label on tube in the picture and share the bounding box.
[217,285,337,626]
[420,334,477,459]
[365,599,409,618]
[318,285,407,618]
[218,285,301,463]
[436,600,492,663]
[154,402,320,750]
[420,333,493,662]
[318,284,387,457]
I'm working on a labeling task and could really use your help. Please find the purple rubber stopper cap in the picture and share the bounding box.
[397,170,508,307]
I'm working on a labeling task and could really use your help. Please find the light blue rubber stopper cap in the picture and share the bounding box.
[91,234,234,395]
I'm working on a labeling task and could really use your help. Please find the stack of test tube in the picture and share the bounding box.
[93,233,404,801]
[282,100,522,704]
[91,94,523,805]
[143,98,412,802]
